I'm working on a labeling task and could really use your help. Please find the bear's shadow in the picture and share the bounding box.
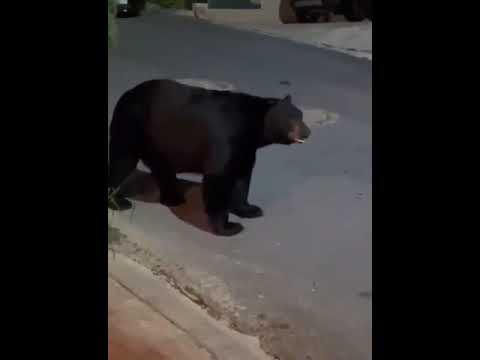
[120,169,213,234]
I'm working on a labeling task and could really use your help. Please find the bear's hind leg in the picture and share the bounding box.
[144,159,185,207]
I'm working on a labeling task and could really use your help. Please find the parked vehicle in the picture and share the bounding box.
[289,0,372,23]
[291,0,341,23]
[336,0,372,21]
[116,0,146,18]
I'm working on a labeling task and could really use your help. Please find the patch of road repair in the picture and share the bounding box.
[302,108,340,128]
[174,78,236,91]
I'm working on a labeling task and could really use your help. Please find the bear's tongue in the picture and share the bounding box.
[294,138,305,144]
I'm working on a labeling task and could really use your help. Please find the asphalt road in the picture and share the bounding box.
[109,10,371,360]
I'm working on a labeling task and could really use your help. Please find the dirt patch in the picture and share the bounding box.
[108,225,125,244]
[302,108,340,128]
[174,78,236,91]
[110,236,240,322]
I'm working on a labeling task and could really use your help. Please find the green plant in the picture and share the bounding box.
[108,0,118,48]
[108,187,120,210]
[107,169,137,211]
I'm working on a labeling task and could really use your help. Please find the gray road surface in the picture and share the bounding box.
[108,10,371,360]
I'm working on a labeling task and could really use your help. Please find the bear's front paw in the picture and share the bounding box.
[209,213,244,236]
[214,221,244,237]
[160,193,186,207]
[231,204,264,218]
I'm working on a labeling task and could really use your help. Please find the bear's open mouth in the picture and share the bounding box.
[288,132,307,144]
[288,125,309,144]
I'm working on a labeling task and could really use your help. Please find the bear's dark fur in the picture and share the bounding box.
[108,79,310,236]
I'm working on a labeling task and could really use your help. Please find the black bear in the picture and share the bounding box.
[108,79,310,236]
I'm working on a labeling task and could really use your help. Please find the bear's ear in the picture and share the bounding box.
[284,94,292,102]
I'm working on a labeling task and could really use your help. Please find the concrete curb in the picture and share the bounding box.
[214,21,372,60]
[109,276,213,359]
[109,252,272,360]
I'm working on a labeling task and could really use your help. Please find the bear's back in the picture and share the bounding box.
[132,80,237,173]
[119,79,275,173]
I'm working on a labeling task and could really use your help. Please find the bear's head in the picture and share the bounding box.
[264,95,311,145]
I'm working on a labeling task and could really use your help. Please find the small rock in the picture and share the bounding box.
[257,313,267,320]
[358,291,372,299]
[254,268,265,275]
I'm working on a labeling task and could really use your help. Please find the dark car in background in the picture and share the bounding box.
[291,0,340,23]
[116,0,147,18]
[338,0,372,21]
[291,0,372,23]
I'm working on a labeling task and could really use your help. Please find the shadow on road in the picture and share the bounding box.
[120,169,213,235]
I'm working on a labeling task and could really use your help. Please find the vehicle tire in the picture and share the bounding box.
[297,11,309,23]
[366,2,372,20]
[343,0,365,21]
[296,9,322,23]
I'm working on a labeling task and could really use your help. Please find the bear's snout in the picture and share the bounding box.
[300,123,311,139]
[289,121,311,144]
